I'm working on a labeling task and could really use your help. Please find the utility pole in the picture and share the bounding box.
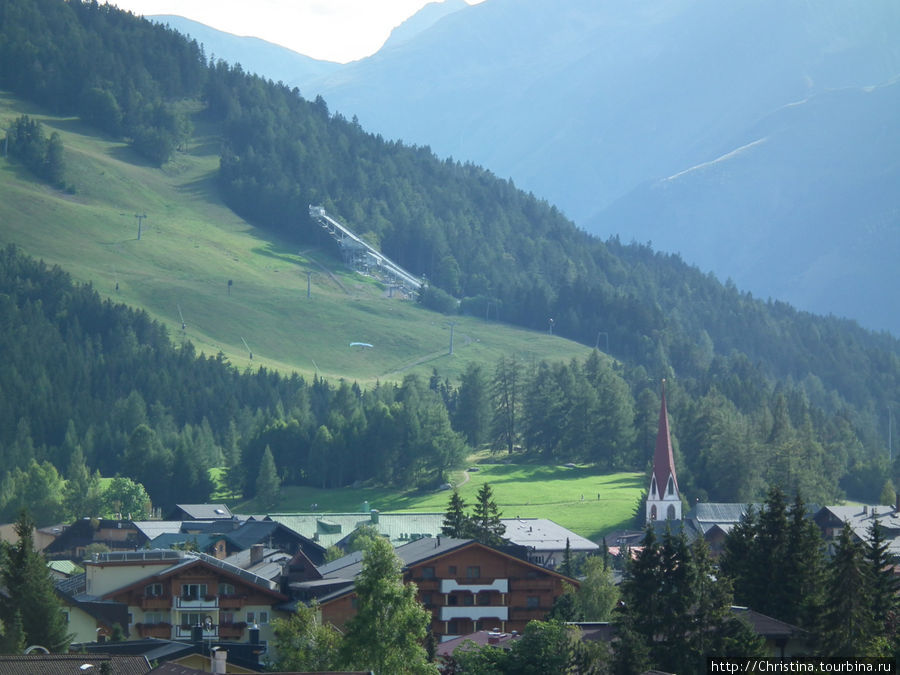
[134,213,147,240]
[447,321,457,355]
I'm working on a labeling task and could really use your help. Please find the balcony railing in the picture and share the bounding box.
[439,606,509,621]
[174,625,218,640]
[440,579,508,594]
[175,595,219,609]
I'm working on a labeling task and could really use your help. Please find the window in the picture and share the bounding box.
[667,504,676,520]
[667,477,674,496]
[246,610,268,624]
[144,612,163,625]
[650,504,658,521]
[466,566,480,579]
[448,595,458,606]
[448,620,459,634]
[421,566,435,579]
[181,583,207,599]
[181,612,203,627]
[220,612,234,625]
[526,596,540,609]
[477,593,490,606]
[62,611,69,624]
[421,593,433,607]
[463,594,474,606]
[145,583,163,597]
[448,565,457,576]
[219,583,235,596]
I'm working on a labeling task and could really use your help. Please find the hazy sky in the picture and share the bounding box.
[105,0,484,63]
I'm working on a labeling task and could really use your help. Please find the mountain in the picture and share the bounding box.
[296,0,900,335]
[595,79,900,331]
[152,0,900,334]
[148,15,341,82]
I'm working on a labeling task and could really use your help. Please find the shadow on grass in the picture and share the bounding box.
[108,144,159,168]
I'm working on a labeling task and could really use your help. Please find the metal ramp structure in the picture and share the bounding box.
[309,205,423,294]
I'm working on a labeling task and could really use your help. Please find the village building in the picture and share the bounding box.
[56,549,287,656]
[303,536,575,642]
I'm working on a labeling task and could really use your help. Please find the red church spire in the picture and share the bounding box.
[652,379,678,498]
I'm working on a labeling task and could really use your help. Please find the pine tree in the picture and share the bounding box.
[340,537,438,674]
[454,363,489,447]
[469,483,506,546]
[0,511,71,652]
[866,518,899,636]
[440,491,471,538]
[255,445,281,507]
[820,523,877,657]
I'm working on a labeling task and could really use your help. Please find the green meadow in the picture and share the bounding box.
[230,463,645,542]
[0,92,592,384]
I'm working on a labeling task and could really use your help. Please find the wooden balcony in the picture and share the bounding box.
[135,623,172,639]
[140,595,171,610]
[217,622,247,640]
[217,594,247,609]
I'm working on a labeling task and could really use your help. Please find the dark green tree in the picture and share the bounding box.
[441,491,471,539]
[469,483,506,546]
[820,523,877,657]
[866,518,899,640]
[453,363,489,447]
[255,445,281,508]
[0,512,71,652]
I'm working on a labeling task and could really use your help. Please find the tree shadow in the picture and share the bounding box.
[107,144,159,168]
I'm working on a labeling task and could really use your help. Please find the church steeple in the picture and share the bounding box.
[647,380,681,522]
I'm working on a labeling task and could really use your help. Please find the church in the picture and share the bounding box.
[646,381,681,523]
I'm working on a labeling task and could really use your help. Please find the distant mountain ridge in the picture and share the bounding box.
[150,0,900,335]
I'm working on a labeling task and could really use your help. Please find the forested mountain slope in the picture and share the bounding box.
[0,0,899,519]
[283,0,899,335]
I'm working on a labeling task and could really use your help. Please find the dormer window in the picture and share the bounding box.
[650,477,658,498]
[667,477,674,496]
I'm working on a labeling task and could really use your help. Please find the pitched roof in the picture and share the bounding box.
[170,504,234,520]
[501,518,598,552]
[0,654,150,674]
[689,503,754,524]
[318,537,472,580]
[731,606,807,638]
[652,383,678,496]
[268,512,447,549]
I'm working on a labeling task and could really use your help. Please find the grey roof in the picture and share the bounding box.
[269,512,447,548]
[319,537,472,581]
[132,521,184,540]
[815,504,900,555]
[172,504,234,519]
[689,503,755,523]
[223,547,291,580]
[0,654,151,674]
[501,518,598,552]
